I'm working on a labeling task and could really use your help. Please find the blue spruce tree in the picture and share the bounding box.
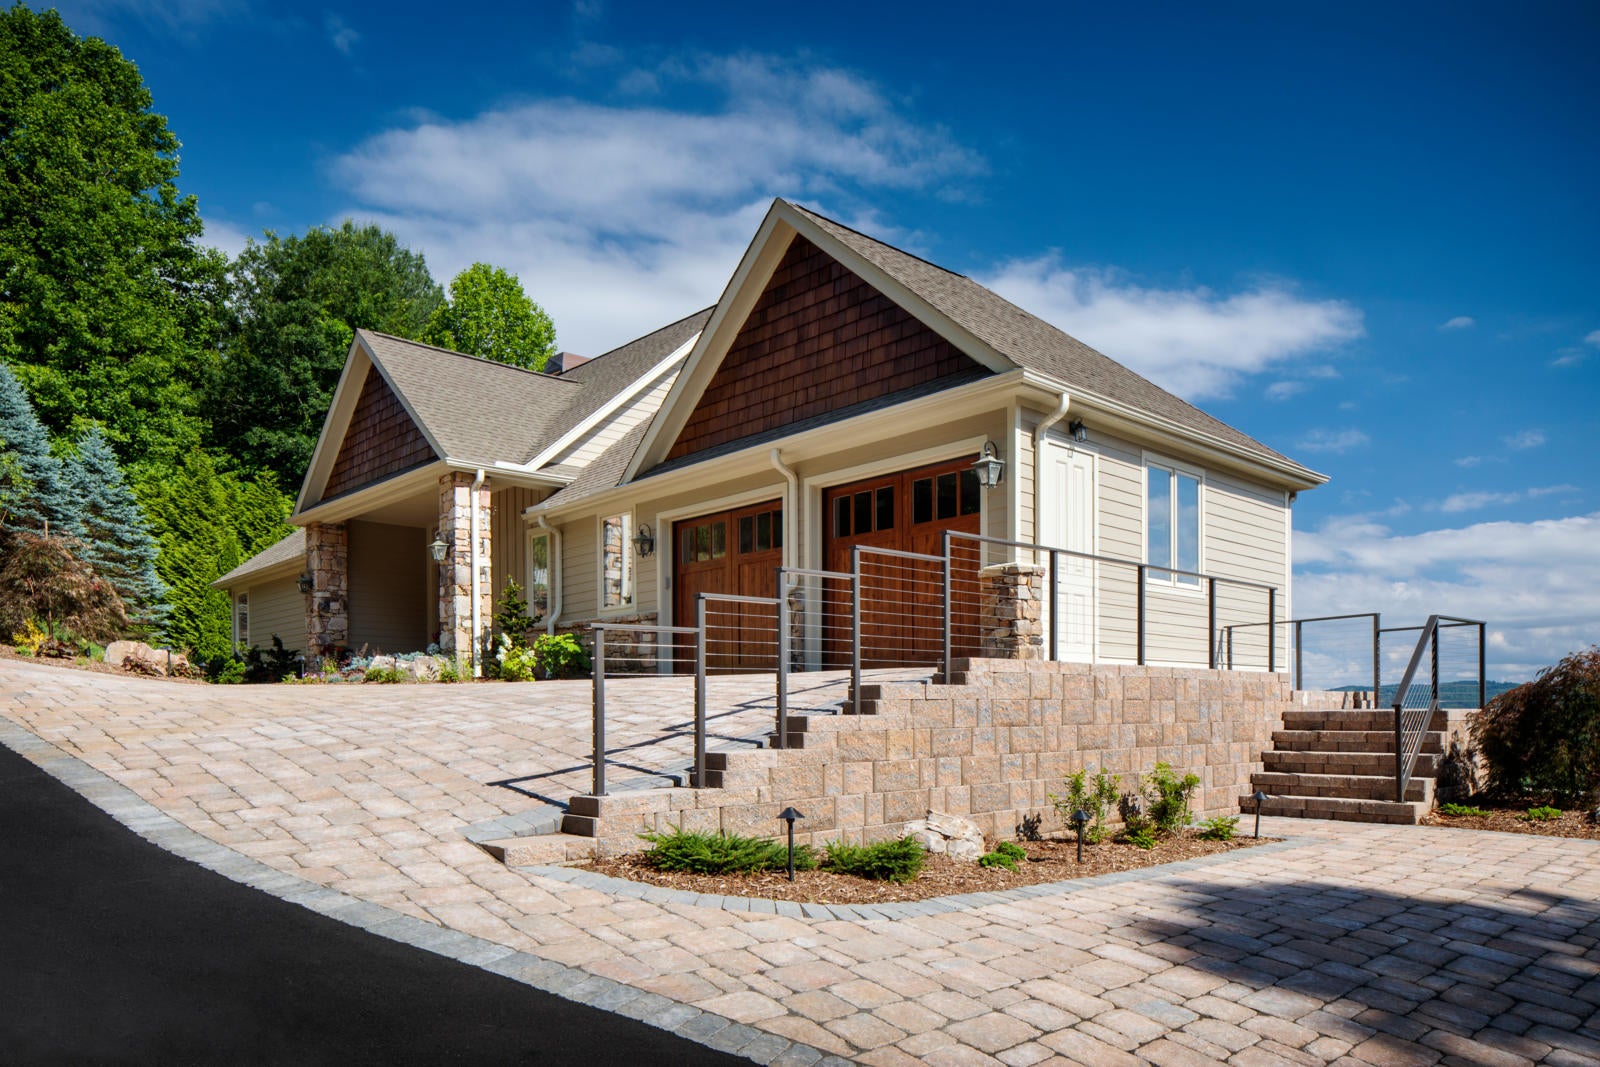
[67,427,169,638]
[0,363,77,536]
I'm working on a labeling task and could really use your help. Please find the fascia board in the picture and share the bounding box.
[209,556,302,591]
[294,337,371,514]
[291,460,447,526]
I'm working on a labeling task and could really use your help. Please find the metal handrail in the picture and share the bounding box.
[590,622,699,797]
[778,564,857,714]
[1225,612,1381,699]
[696,591,785,757]
[1391,614,1487,802]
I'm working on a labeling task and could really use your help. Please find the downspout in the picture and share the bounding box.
[769,448,798,570]
[536,513,562,636]
[470,468,486,677]
[1031,393,1072,548]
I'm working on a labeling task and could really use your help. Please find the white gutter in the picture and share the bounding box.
[769,449,798,570]
[1031,392,1072,547]
[535,514,562,636]
[470,468,485,677]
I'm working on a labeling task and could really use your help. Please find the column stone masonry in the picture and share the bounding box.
[978,561,1045,660]
[304,521,348,658]
[437,472,492,665]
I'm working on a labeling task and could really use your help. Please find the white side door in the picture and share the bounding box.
[1043,443,1096,661]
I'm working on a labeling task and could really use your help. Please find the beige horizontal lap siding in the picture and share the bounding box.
[1091,434,1145,663]
[490,486,542,620]
[244,575,306,655]
[559,513,598,622]
[1204,470,1289,669]
[348,520,428,654]
[549,367,677,469]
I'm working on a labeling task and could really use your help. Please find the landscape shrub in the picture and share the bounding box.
[1521,805,1561,822]
[640,829,814,875]
[532,632,589,680]
[1121,825,1160,850]
[1196,816,1239,841]
[493,580,535,648]
[1050,769,1122,843]
[824,837,926,883]
[977,841,1028,872]
[363,666,409,684]
[494,633,539,681]
[0,532,127,643]
[1437,803,1490,817]
[1143,762,1201,834]
[1472,647,1600,806]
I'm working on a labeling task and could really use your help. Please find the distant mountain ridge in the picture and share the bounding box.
[1331,680,1520,706]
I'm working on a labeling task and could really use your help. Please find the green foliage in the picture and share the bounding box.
[242,635,298,683]
[1438,802,1490,817]
[493,632,538,681]
[1050,768,1122,843]
[135,450,292,661]
[0,364,74,536]
[1196,816,1239,841]
[1521,805,1562,822]
[65,426,167,638]
[363,666,409,684]
[1473,647,1600,806]
[213,658,246,685]
[206,222,443,485]
[494,580,535,648]
[640,829,815,875]
[0,6,225,466]
[1121,825,1160,850]
[423,262,556,371]
[0,531,126,642]
[1142,762,1201,835]
[436,657,461,684]
[978,841,1028,872]
[533,632,590,679]
[824,837,926,883]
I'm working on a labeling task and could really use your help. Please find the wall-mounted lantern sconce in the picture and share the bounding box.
[428,535,449,563]
[632,523,656,558]
[1068,418,1088,443]
[297,572,314,595]
[971,441,1006,488]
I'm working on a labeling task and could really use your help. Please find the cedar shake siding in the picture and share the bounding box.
[663,235,985,464]
[322,367,436,500]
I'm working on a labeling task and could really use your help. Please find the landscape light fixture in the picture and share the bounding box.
[778,807,805,881]
[1070,808,1090,863]
[428,535,449,563]
[971,441,1005,488]
[1252,790,1269,838]
[296,572,313,595]
[1067,418,1088,443]
[632,523,656,559]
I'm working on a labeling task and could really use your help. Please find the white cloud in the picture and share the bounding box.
[1295,512,1600,680]
[330,54,983,354]
[1265,381,1306,401]
[325,13,359,55]
[52,0,241,34]
[978,259,1363,399]
[1297,428,1369,453]
[1439,315,1475,330]
[1528,484,1581,498]
[1587,329,1600,346]
[1502,429,1546,450]
[199,217,254,260]
[1455,456,1484,468]
[1438,490,1521,513]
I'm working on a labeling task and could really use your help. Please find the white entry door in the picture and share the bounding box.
[1043,444,1096,661]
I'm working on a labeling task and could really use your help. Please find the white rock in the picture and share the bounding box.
[903,810,987,863]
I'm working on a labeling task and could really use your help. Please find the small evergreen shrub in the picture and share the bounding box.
[978,841,1028,872]
[824,837,925,883]
[494,580,535,648]
[640,829,814,875]
[1196,815,1238,841]
[1521,805,1561,822]
[1050,769,1122,844]
[1438,803,1490,817]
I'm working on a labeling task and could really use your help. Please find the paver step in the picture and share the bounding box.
[1263,750,1439,777]
[1270,729,1445,754]
[1238,793,1429,825]
[479,833,596,865]
[1281,708,1448,732]
[1250,770,1433,803]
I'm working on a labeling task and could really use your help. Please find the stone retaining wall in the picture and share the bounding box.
[566,659,1293,852]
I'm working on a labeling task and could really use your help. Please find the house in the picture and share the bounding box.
[215,199,1325,673]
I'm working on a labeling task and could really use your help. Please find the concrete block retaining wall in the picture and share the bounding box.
[568,660,1293,853]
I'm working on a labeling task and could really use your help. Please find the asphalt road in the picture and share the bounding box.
[0,742,751,1065]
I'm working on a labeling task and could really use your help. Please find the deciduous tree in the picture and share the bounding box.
[423,262,556,371]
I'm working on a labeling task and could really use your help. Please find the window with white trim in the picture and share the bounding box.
[527,530,551,621]
[599,513,633,608]
[1146,461,1201,587]
[235,592,249,646]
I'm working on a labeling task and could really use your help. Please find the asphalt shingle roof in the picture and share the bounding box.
[212,529,305,588]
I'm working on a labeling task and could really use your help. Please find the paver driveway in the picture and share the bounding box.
[3,659,1598,1066]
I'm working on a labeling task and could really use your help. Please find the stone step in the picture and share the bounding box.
[1281,708,1448,732]
[479,834,597,866]
[1270,729,1445,754]
[1263,750,1440,777]
[1238,793,1429,825]
[1251,770,1433,803]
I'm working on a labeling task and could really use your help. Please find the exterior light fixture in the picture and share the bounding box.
[1252,790,1269,838]
[428,535,449,563]
[971,441,1005,488]
[778,806,805,881]
[1070,808,1090,863]
[297,572,314,595]
[632,523,656,558]
[1067,418,1088,443]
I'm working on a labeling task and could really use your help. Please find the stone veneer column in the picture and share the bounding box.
[304,522,348,658]
[978,562,1045,660]
[437,472,492,664]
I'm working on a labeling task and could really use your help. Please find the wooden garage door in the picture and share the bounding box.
[674,500,783,672]
[823,458,984,668]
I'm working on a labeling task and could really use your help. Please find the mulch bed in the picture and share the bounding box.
[0,645,205,684]
[1422,805,1600,840]
[584,833,1275,905]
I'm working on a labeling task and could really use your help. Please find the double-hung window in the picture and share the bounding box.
[1146,461,1201,588]
[599,513,633,609]
[526,530,551,621]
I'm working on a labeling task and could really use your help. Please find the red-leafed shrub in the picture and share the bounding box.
[1472,647,1600,806]
[0,532,127,643]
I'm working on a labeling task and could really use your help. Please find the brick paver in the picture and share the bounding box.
[5,660,1599,1065]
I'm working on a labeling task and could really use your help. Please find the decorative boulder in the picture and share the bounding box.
[904,810,987,862]
[105,640,187,677]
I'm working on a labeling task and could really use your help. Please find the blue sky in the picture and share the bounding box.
[56,0,1598,679]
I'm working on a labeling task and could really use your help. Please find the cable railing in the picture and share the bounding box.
[1224,613,1382,699]
[1389,615,1486,803]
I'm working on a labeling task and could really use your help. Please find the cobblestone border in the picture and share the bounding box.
[0,718,842,1067]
